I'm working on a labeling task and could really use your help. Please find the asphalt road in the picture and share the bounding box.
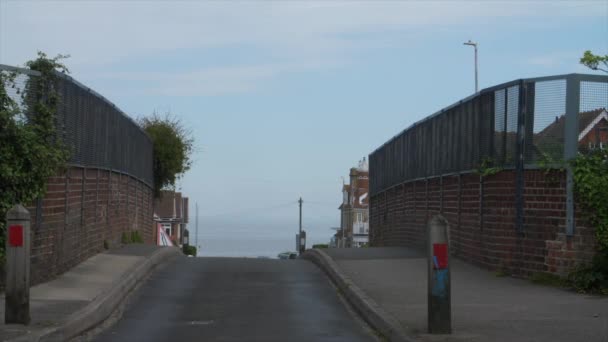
[92,257,374,342]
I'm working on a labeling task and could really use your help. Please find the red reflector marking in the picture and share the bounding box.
[433,243,448,269]
[9,225,24,247]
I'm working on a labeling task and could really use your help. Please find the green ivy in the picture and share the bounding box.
[571,149,608,249]
[0,52,69,259]
[568,148,608,294]
[537,152,566,186]
[475,157,502,177]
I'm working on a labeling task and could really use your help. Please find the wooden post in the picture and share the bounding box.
[428,215,451,334]
[5,204,31,324]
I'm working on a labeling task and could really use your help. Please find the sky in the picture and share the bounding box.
[1,0,607,251]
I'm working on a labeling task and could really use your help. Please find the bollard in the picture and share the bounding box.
[5,204,31,325]
[427,215,451,334]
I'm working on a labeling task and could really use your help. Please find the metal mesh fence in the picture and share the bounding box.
[579,81,608,153]
[370,74,608,195]
[1,65,153,186]
[530,80,566,164]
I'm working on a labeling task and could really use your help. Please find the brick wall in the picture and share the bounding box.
[369,169,596,278]
[25,166,155,285]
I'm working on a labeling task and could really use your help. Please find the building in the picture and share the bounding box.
[336,158,369,248]
[154,190,189,246]
[534,108,608,156]
[578,109,608,150]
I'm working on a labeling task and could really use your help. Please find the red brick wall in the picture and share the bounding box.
[369,169,597,278]
[26,166,155,285]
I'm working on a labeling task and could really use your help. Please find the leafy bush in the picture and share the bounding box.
[138,112,193,197]
[568,250,608,295]
[183,245,197,256]
[312,244,328,249]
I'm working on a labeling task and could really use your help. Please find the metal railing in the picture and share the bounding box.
[369,73,608,235]
[0,64,154,187]
[370,73,608,196]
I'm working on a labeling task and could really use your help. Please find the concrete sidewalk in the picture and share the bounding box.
[0,244,181,342]
[305,247,608,342]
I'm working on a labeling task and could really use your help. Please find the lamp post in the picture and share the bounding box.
[298,197,303,254]
[463,40,478,93]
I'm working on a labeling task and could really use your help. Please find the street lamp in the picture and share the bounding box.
[463,40,478,93]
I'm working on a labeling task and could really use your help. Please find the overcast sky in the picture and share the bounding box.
[1,1,607,244]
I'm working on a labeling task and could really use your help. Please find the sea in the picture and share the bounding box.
[190,217,333,258]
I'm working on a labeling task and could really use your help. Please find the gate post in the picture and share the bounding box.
[428,215,451,334]
[5,204,31,324]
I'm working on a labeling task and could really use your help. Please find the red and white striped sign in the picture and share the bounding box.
[157,224,174,246]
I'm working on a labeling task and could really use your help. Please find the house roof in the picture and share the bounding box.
[340,171,369,210]
[533,108,607,154]
[155,190,187,221]
[579,109,608,141]
[536,108,606,141]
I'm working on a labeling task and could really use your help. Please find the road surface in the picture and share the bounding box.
[92,256,374,342]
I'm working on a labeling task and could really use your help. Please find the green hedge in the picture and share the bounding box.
[183,245,197,256]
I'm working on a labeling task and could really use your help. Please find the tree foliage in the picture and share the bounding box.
[138,112,193,197]
[0,52,69,255]
[580,50,608,73]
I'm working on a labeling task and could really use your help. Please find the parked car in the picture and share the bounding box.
[277,251,297,260]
